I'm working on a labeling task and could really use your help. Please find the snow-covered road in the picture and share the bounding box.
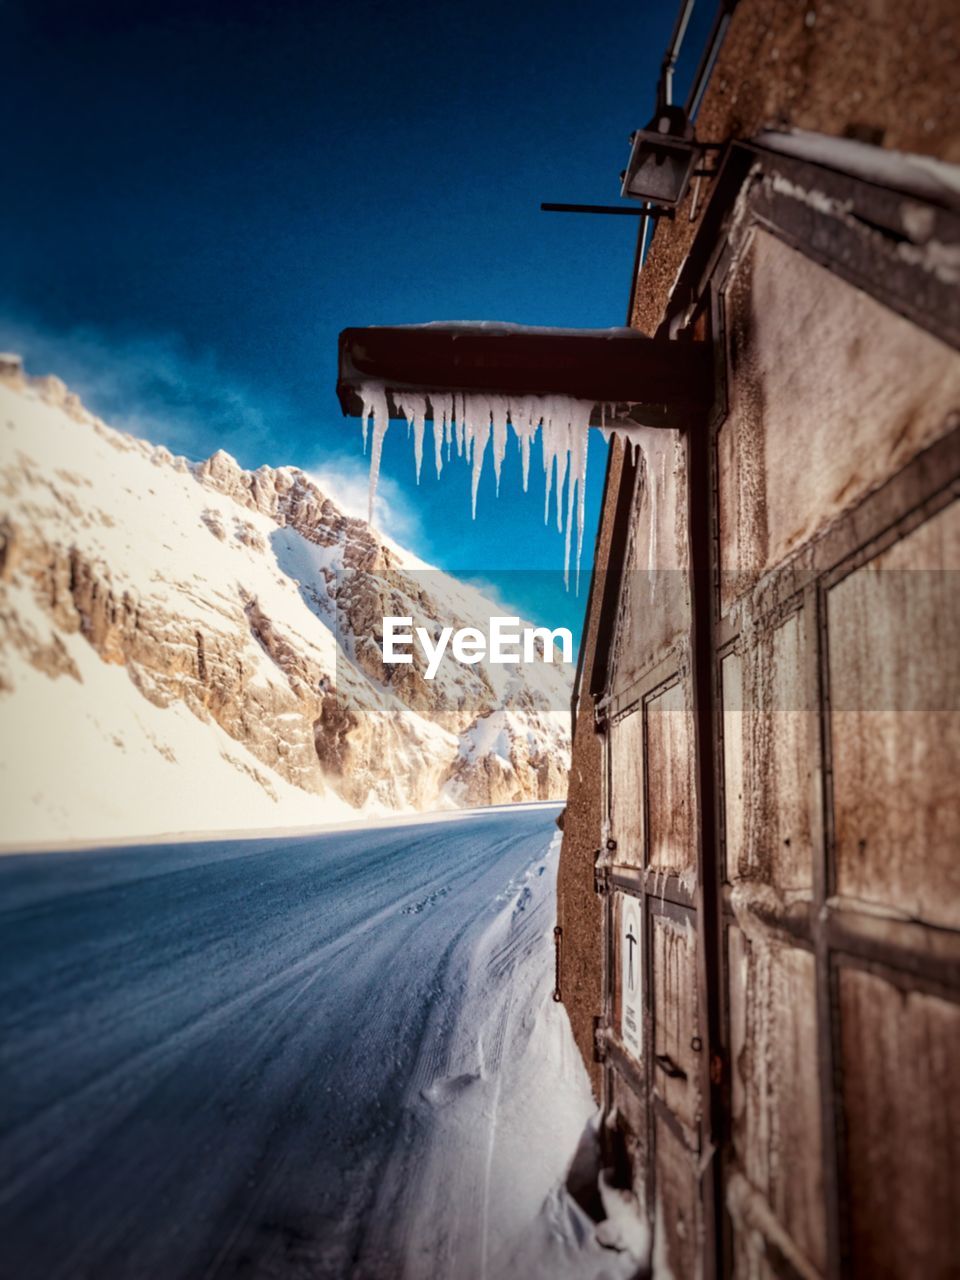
[0,806,610,1280]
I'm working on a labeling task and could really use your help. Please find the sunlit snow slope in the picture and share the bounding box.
[0,358,571,844]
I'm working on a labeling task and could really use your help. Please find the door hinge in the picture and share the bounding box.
[593,1017,608,1064]
[594,859,610,895]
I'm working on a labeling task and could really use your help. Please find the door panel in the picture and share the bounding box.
[613,890,644,1063]
[721,610,813,893]
[838,966,960,1279]
[651,908,701,1133]
[654,1113,704,1280]
[609,710,644,868]
[717,227,960,611]
[828,500,960,930]
[646,678,698,882]
[727,927,825,1273]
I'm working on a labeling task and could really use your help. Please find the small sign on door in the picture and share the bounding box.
[620,893,643,1060]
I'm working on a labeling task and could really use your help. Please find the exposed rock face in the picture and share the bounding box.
[0,362,571,841]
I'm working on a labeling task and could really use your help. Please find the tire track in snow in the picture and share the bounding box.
[0,806,561,1280]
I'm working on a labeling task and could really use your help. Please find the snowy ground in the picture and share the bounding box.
[0,806,634,1280]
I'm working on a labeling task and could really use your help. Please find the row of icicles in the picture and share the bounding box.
[359,384,597,589]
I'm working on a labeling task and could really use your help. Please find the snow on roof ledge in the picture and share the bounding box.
[753,128,960,211]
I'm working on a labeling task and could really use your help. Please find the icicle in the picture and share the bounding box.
[555,403,591,589]
[602,423,682,600]
[463,394,492,518]
[360,381,390,525]
[432,403,444,477]
[571,408,590,594]
[396,392,428,484]
[563,447,576,589]
[431,393,452,478]
[455,395,465,457]
[358,384,595,584]
[542,419,556,525]
[511,407,538,495]
[554,425,569,533]
[543,452,554,525]
[491,395,509,495]
[413,400,426,482]
[540,401,570,534]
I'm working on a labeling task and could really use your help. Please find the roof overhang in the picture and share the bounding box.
[337,324,715,430]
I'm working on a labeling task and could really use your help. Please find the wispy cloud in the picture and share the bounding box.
[0,309,430,559]
[307,457,425,552]
[454,573,527,617]
[0,312,283,465]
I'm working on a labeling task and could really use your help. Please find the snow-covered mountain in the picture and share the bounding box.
[0,356,571,844]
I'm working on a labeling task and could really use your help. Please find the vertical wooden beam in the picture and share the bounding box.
[812,579,845,1279]
[687,395,724,1280]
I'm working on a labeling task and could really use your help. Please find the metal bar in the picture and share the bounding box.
[625,201,656,324]
[338,325,714,421]
[660,0,698,108]
[685,0,740,120]
[540,202,666,217]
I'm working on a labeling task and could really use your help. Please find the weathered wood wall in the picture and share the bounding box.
[556,1,960,1275]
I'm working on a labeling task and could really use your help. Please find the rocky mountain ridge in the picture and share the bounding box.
[0,356,571,843]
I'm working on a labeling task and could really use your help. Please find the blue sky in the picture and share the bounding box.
[1,0,708,642]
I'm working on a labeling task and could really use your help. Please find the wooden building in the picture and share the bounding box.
[556,2,960,1276]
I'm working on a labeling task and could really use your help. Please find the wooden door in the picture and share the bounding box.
[709,152,960,1278]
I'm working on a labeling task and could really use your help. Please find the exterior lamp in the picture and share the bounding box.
[620,105,699,208]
